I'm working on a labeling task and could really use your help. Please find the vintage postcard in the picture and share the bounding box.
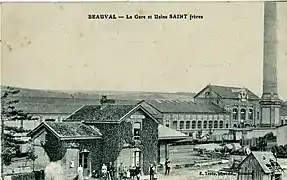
[1,1,287,180]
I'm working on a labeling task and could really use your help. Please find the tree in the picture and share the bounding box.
[1,86,37,176]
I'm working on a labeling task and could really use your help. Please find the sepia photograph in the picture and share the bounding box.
[1,1,287,180]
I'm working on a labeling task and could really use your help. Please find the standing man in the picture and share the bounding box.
[108,162,115,180]
[118,163,124,180]
[77,165,84,180]
[165,158,171,175]
[135,164,141,180]
[149,164,154,180]
[101,164,109,180]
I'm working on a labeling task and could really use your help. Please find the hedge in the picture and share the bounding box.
[10,170,44,180]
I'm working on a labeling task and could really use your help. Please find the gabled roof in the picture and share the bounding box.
[158,124,187,140]
[194,84,260,100]
[27,122,102,140]
[237,151,283,174]
[65,103,159,124]
[145,100,227,114]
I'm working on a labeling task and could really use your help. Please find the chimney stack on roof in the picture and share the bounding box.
[100,95,116,105]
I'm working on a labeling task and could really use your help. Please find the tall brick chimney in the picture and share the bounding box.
[260,2,282,127]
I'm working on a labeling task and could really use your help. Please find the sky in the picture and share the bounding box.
[1,2,287,100]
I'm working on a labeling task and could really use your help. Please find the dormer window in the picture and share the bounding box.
[133,122,141,140]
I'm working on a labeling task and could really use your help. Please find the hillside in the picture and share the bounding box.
[1,85,195,100]
[1,86,196,114]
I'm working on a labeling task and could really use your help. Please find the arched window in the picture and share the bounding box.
[179,121,184,129]
[214,121,218,128]
[232,108,238,120]
[197,121,202,129]
[133,122,141,140]
[240,109,246,120]
[208,121,213,129]
[248,109,253,120]
[192,121,196,129]
[172,121,178,129]
[226,123,229,128]
[186,121,191,129]
[219,121,223,128]
[203,121,208,129]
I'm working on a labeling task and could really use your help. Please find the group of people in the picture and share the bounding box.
[118,163,142,180]
[149,158,171,180]
[100,162,116,180]
[78,159,171,180]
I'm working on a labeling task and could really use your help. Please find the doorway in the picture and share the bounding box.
[79,150,90,177]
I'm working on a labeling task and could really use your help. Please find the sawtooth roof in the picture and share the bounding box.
[145,100,227,114]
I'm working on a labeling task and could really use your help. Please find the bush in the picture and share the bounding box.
[10,171,44,180]
[11,172,35,180]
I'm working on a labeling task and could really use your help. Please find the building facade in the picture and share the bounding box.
[28,103,186,179]
[140,100,230,138]
[194,84,261,128]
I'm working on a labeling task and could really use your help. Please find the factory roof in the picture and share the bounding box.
[194,84,260,100]
[144,100,227,114]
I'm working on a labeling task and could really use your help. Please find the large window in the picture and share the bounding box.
[132,151,141,167]
[164,115,170,127]
[208,121,213,129]
[133,122,141,140]
[179,121,184,129]
[219,121,223,128]
[197,121,202,129]
[192,121,196,129]
[232,108,238,120]
[186,121,191,129]
[214,121,218,129]
[203,121,208,129]
[172,121,178,129]
[240,109,246,120]
[249,109,253,120]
